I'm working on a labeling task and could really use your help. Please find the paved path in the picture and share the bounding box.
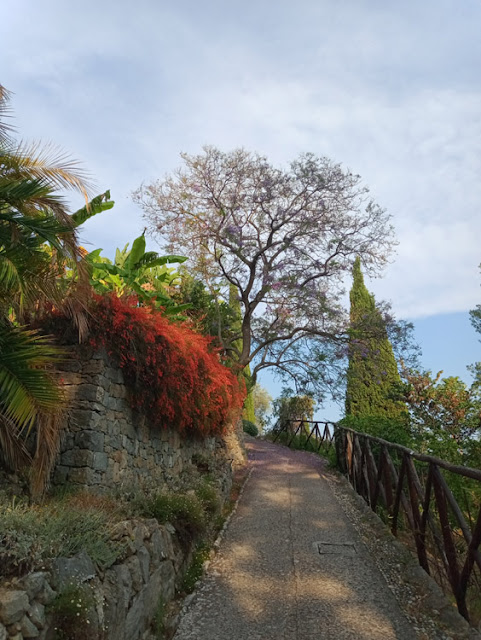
[174,438,417,640]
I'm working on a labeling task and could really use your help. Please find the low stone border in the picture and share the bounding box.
[323,467,480,640]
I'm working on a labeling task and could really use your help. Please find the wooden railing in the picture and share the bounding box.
[272,419,481,624]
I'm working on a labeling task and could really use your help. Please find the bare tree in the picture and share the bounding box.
[134,147,395,397]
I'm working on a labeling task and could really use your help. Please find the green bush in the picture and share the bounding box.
[143,493,206,544]
[242,419,258,437]
[195,481,221,516]
[0,497,121,578]
[48,583,97,640]
[180,543,210,594]
[340,414,412,447]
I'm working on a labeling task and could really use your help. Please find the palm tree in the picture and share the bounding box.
[0,84,92,495]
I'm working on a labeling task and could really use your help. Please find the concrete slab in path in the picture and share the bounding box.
[173,438,417,640]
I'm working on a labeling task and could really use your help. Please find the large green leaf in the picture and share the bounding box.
[127,233,146,269]
[70,190,114,227]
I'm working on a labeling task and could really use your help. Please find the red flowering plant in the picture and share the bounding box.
[89,294,245,436]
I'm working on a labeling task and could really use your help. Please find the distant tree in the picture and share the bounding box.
[398,366,481,462]
[134,147,395,398]
[253,384,272,430]
[345,257,407,422]
[470,265,481,338]
[273,390,315,427]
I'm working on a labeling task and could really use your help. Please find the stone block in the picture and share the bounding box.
[51,550,96,590]
[27,602,45,630]
[61,449,94,468]
[58,359,82,373]
[18,573,48,601]
[123,438,135,455]
[52,465,69,485]
[36,582,56,606]
[137,546,151,583]
[70,409,102,430]
[60,372,84,386]
[92,452,108,471]
[110,383,127,399]
[19,614,39,638]
[68,467,96,485]
[105,367,124,384]
[75,430,105,452]
[113,564,133,610]
[0,590,29,625]
[73,400,105,413]
[76,384,105,404]
[82,359,106,375]
[59,433,75,452]
[125,556,143,593]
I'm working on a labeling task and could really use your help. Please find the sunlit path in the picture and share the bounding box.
[173,438,416,640]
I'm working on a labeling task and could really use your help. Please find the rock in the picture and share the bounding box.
[113,564,133,610]
[111,520,134,541]
[0,589,29,625]
[19,614,39,638]
[27,602,45,630]
[75,383,105,403]
[61,449,94,467]
[137,546,151,583]
[133,524,149,550]
[0,622,6,640]
[18,572,48,601]
[67,467,96,485]
[125,556,143,593]
[75,430,105,451]
[36,582,56,606]
[51,550,96,590]
[92,452,108,471]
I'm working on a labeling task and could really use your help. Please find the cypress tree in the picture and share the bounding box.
[345,258,407,421]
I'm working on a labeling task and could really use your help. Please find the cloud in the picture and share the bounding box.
[2,0,481,320]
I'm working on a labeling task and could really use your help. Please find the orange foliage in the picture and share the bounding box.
[90,294,245,436]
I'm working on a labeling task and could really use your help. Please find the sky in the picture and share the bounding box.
[2,1,481,418]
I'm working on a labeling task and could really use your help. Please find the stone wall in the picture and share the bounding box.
[0,518,194,640]
[0,347,246,640]
[53,347,244,497]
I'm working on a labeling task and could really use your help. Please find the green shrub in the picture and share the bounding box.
[143,493,206,544]
[242,419,258,437]
[181,543,210,594]
[153,596,165,639]
[195,481,221,516]
[340,414,413,447]
[48,583,97,640]
[0,497,122,578]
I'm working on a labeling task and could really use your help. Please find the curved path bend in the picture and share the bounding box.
[174,437,417,640]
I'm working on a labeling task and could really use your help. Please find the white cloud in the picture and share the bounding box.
[2,0,481,320]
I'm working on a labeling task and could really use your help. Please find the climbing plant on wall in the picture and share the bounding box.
[89,294,245,436]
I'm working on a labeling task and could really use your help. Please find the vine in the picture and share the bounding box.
[89,294,245,436]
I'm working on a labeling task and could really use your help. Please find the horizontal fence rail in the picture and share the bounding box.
[272,419,481,625]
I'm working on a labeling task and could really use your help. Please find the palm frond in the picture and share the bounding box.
[30,410,63,497]
[0,411,32,472]
[0,85,15,145]
[8,141,93,200]
[0,323,65,433]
